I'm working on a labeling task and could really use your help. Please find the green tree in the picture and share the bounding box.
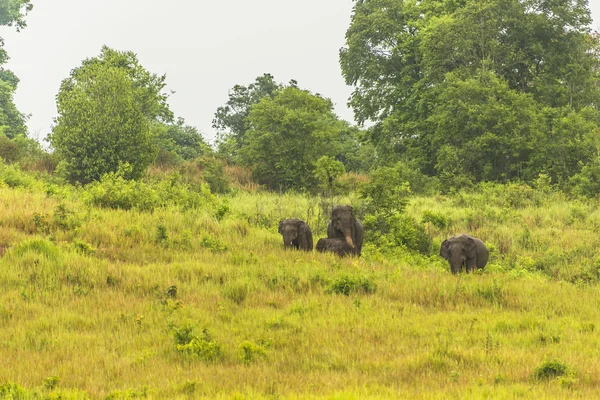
[50,63,157,183]
[315,156,346,193]
[340,0,600,185]
[213,73,282,160]
[0,0,33,30]
[153,118,212,166]
[61,46,173,123]
[238,86,344,191]
[0,0,34,139]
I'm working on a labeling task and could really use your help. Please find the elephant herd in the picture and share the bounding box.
[279,205,489,274]
[279,205,364,257]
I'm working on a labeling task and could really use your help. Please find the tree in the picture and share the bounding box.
[0,0,34,139]
[153,118,212,166]
[62,46,173,123]
[50,63,157,183]
[0,0,33,31]
[238,86,344,191]
[213,74,282,160]
[340,0,600,185]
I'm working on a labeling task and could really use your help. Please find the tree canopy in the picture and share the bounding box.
[340,0,600,187]
[213,73,283,161]
[0,0,34,139]
[238,86,345,191]
[50,48,169,183]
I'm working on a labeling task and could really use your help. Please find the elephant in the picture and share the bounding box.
[440,234,489,274]
[316,238,353,257]
[327,205,364,256]
[278,218,313,251]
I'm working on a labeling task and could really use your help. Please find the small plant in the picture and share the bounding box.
[166,285,178,299]
[181,380,197,395]
[215,202,230,221]
[533,360,570,380]
[239,340,267,365]
[200,235,228,253]
[422,210,450,229]
[32,213,50,234]
[43,375,60,390]
[156,224,169,243]
[53,204,80,230]
[223,282,249,305]
[173,324,196,346]
[72,239,96,255]
[176,328,223,362]
[327,275,376,296]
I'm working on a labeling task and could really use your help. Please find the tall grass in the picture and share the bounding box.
[1,171,600,398]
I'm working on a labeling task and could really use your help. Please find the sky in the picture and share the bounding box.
[1,0,600,145]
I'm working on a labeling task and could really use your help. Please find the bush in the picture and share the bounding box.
[83,168,216,212]
[327,275,376,296]
[364,212,431,255]
[533,360,570,380]
[175,328,223,362]
[239,341,267,364]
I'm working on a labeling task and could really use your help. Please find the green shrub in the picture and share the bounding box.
[200,235,228,253]
[239,341,267,364]
[175,328,223,362]
[533,360,570,380]
[364,212,431,255]
[327,275,376,296]
[422,210,450,229]
[0,161,38,188]
[223,282,249,304]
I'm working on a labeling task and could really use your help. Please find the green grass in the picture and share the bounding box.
[1,176,600,398]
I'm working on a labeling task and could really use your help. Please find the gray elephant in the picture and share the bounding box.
[440,234,489,274]
[278,218,313,251]
[327,205,364,256]
[316,238,353,257]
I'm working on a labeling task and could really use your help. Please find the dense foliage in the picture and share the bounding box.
[341,0,600,188]
[0,0,34,139]
[50,61,157,183]
[238,86,346,191]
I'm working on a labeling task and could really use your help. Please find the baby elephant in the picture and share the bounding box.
[440,234,489,274]
[278,218,313,251]
[316,238,354,257]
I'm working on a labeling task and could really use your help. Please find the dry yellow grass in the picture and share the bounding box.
[0,180,600,398]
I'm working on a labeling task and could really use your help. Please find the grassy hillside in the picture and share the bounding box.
[1,169,600,398]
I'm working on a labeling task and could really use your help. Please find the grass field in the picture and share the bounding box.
[1,173,600,399]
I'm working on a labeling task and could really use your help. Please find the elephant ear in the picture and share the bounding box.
[298,222,312,248]
[440,240,450,260]
[278,220,284,234]
[465,236,478,258]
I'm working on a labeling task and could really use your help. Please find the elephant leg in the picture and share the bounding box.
[465,258,476,273]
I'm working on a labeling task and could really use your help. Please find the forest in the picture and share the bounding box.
[1,0,600,398]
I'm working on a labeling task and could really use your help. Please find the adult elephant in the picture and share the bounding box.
[327,205,364,256]
[440,234,489,274]
[278,218,313,251]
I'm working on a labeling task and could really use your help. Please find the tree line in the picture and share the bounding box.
[2,0,600,197]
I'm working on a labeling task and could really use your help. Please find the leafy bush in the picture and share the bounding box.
[363,212,431,255]
[83,168,215,211]
[239,341,267,364]
[533,360,570,380]
[0,161,38,188]
[223,281,249,304]
[327,275,376,296]
[422,210,450,229]
[176,332,223,362]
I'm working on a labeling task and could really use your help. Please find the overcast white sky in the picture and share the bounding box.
[1,1,600,145]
